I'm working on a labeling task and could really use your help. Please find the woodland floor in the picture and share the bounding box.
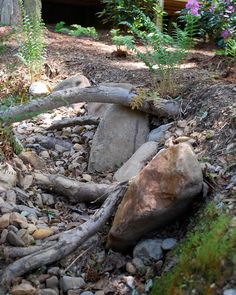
[0,28,236,294]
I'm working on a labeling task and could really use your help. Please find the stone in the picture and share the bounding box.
[53,74,90,92]
[161,238,177,251]
[6,190,17,203]
[132,257,146,274]
[88,105,149,172]
[95,292,105,295]
[60,276,85,292]
[107,143,203,250]
[82,174,92,182]
[114,141,159,182]
[18,174,34,190]
[46,276,59,289]
[0,228,8,244]
[133,239,163,264]
[32,228,54,240]
[7,231,25,247]
[0,213,10,229]
[11,282,36,295]
[17,205,40,217]
[0,163,17,192]
[10,212,28,229]
[47,267,60,276]
[147,123,173,143]
[80,292,94,295]
[38,289,59,295]
[27,224,37,234]
[40,151,50,159]
[42,193,55,206]
[126,262,136,274]
[73,143,83,151]
[19,151,46,170]
[17,229,34,246]
[29,81,50,97]
[223,290,236,295]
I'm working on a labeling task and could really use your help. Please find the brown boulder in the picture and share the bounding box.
[107,143,203,250]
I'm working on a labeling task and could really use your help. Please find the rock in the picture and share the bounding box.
[7,231,25,247]
[88,105,149,172]
[29,81,50,97]
[107,143,203,250]
[6,190,17,203]
[161,238,177,251]
[17,229,34,246]
[132,257,146,275]
[0,213,10,229]
[0,163,17,192]
[0,228,8,244]
[82,174,92,182]
[73,143,83,151]
[40,151,50,159]
[8,225,19,233]
[19,151,46,170]
[27,224,37,234]
[80,292,94,295]
[47,267,61,276]
[53,74,90,91]
[18,174,34,190]
[95,291,105,295]
[126,262,136,274]
[17,205,40,217]
[114,141,159,182]
[32,228,54,240]
[42,193,55,206]
[223,290,236,295]
[60,276,85,292]
[147,123,173,143]
[10,212,28,229]
[11,282,36,295]
[133,239,163,264]
[38,289,59,295]
[46,276,59,289]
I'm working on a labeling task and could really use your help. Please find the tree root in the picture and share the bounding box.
[47,116,100,131]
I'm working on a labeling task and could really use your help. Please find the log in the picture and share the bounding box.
[1,182,128,287]
[34,173,111,204]
[47,115,100,131]
[0,85,180,123]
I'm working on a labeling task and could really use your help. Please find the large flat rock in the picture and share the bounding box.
[88,105,149,173]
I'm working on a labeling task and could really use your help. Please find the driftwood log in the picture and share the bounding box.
[1,182,128,287]
[0,85,181,123]
[34,173,112,204]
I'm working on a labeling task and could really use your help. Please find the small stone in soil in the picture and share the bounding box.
[223,290,236,295]
[161,238,177,251]
[38,288,59,295]
[60,276,85,292]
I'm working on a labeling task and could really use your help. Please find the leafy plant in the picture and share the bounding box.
[225,38,236,59]
[17,0,46,82]
[110,29,134,51]
[151,203,236,295]
[123,11,199,97]
[54,21,70,34]
[69,24,98,38]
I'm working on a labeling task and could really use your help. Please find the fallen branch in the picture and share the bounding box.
[0,85,180,123]
[34,173,111,204]
[47,116,99,131]
[1,182,128,287]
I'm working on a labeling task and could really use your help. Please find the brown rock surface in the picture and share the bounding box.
[107,143,203,250]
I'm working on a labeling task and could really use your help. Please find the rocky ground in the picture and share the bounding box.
[0,28,235,295]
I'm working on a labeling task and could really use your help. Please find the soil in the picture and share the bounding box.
[0,28,235,294]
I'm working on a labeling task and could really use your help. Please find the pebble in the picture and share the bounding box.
[17,229,34,246]
[55,144,68,153]
[80,292,94,295]
[161,238,177,251]
[42,193,55,206]
[11,281,36,295]
[6,190,17,203]
[47,267,61,276]
[27,224,37,234]
[126,262,136,274]
[8,224,19,233]
[0,228,8,244]
[9,212,28,229]
[32,228,54,240]
[60,276,85,292]
[82,174,92,182]
[132,257,146,275]
[223,290,236,295]
[46,276,59,289]
[7,231,25,247]
[38,289,59,295]
[73,143,83,151]
[40,151,50,159]
[133,239,163,264]
[0,213,10,229]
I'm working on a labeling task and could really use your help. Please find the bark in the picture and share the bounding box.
[47,116,99,131]
[0,0,21,25]
[1,182,128,287]
[0,85,180,124]
[34,173,112,204]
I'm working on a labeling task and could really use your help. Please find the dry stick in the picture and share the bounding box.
[1,182,128,287]
[0,85,180,124]
[34,173,111,204]
[47,116,100,131]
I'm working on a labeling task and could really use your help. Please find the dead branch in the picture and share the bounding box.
[1,182,128,287]
[47,116,100,131]
[34,173,111,204]
[0,85,180,123]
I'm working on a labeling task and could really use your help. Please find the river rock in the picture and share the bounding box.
[7,231,25,247]
[38,289,59,295]
[0,163,17,192]
[88,105,149,172]
[223,290,236,295]
[147,123,173,143]
[19,151,46,170]
[60,276,85,292]
[32,228,54,240]
[11,282,36,295]
[10,212,28,229]
[0,213,10,229]
[107,143,203,250]
[133,239,163,264]
[161,238,177,251]
[114,141,159,182]
[29,81,50,97]
[53,74,90,91]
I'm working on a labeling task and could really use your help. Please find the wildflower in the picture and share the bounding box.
[221,29,231,39]
[185,0,200,16]
[209,6,215,13]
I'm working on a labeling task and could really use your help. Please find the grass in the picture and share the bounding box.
[151,202,236,295]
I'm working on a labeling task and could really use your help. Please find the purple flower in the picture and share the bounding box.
[221,29,231,39]
[209,6,215,13]
[185,0,200,16]
[228,6,234,12]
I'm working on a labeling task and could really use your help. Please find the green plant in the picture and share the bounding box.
[54,21,70,34]
[17,0,46,82]
[110,29,134,51]
[69,24,98,38]
[225,38,236,59]
[151,202,236,295]
[124,12,199,97]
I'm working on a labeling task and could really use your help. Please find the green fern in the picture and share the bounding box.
[17,0,46,82]
[110,29,134,51]
[69,24,97,38]
[225,39,236,60]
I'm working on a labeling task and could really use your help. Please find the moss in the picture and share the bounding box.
[151,203,236,295]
